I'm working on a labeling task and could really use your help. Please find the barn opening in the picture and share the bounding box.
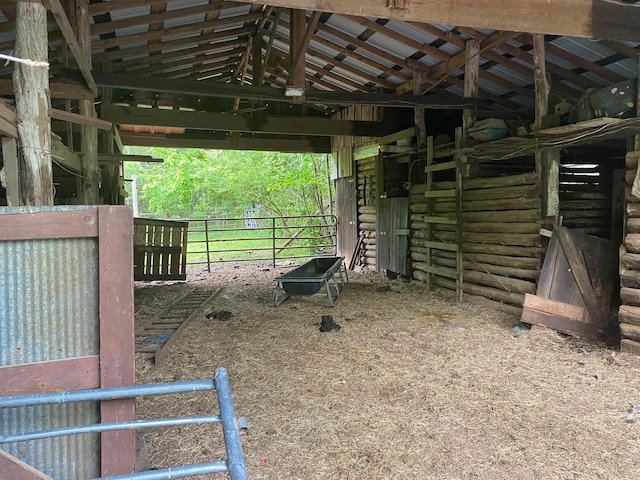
[1,0,640,477]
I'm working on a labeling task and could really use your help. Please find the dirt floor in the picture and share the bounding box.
[134,264,640,480]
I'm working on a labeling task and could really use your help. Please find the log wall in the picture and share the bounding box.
[411,172,543,314]
[620,150,640,355]
[357,155,377,269]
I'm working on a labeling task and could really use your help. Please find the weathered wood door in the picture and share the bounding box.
[377,197,410,275]
[522,226,616,339]
[336,176,357,266]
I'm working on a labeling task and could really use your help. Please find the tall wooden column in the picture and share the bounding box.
[462,39,480,138]
[13,0,53,206]
[288,9,306,90]
[532,34,560,219]
[76,0,99,204]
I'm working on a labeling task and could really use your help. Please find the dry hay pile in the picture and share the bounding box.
[134,266,640,480]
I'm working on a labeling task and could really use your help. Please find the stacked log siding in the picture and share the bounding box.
[620,151,640,355]
[411,173,543,314]
[357,155,377,268]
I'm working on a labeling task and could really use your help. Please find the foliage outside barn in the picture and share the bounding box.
[124,148,336,266]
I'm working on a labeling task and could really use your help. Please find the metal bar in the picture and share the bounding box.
[0,380,214,408]
[0,416,221,444]
[214,368,247,480]
[204,219,211,273]
[272,217,276,268]
[95,461,230,480]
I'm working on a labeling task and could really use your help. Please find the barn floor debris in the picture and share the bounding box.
[134,267,640,480]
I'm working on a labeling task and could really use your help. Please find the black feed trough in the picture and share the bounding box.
[274,257,348,307]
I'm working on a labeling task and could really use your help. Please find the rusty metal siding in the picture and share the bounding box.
[0,234,101,479]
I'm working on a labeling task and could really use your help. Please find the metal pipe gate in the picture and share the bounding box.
[0,368,247,480]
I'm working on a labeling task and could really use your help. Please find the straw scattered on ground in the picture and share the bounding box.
[134,265,640,480]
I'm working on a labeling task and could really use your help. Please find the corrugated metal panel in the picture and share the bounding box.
[0,209,101,480]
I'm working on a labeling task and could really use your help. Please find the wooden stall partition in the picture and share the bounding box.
[133,218,188,281]
[356,154,378,269]
[412,172,543,315]
[620,150,640,354]
[0,206,136,477]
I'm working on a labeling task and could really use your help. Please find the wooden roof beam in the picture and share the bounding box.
[91,12,263,51]
[271,31,398,90]
[113,41,247,73]
[93,26,254,63]
[236,0,640,41]
[120,132,331,153]
[90,3,224,36]
[102,104,390,137]
[288,10,321,89]
[515,34,626,85]
[268,17,412,83]
[397,30,519,94]
[47,0,97,97]
[150,56,242,79]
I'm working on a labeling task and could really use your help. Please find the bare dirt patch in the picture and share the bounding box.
[134,265,640,480]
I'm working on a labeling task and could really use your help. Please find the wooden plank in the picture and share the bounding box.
[98,206,136,477]
[237,0,640,41]
[51,108,112,131]
[522,294,584,322]
[424,189,456,198]
[554,226,607,326]
[102,104,388,137]
[425,160,457,173]
[462,39,480,139]
[0,79,93,100]
[0,450,54,480]
[619,305,640,326]
[0,100,17,137]
[0,356,100,396]
[2,137,19,206]
[620,322,640,342]
[48,0,97,97]
[50,137,82,173]
[0,209,98,241]
[521,308,605,339]
[620,338,640,355]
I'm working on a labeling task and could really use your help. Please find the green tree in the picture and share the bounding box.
[124,148,332,220]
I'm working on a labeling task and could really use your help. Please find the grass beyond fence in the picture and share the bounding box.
[183,215,337,271]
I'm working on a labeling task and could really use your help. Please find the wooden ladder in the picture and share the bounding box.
[423,128,463,300]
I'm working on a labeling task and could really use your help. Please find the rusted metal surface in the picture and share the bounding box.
[0,207,101,479]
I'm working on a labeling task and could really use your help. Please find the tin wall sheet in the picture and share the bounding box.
[0,234,101,479]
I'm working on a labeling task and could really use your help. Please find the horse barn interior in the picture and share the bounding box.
[2,0,640,478]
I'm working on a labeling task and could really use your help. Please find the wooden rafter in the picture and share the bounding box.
[47,0,97,97]
[289,11,321,85]
[91,12,262,51]
[93,26,254,63]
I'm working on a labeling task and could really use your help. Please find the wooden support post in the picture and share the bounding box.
[252,33,264,86]
[288,9,306,90]
[532,34,559,219]
[76,0,99,204]
[2,137,20,206]
[13,0,53,206]
[462,39,480,138]
[634,51,640,152]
